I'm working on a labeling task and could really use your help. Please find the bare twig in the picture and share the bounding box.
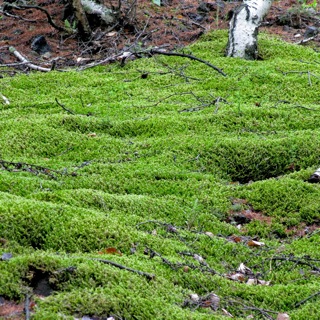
[295,290,320,308]
[9,47,51,72]
[149,49,226,76]
[269,255,320,272]
[4,4,68,33]
[92,258,155,280]
[0,159,67,179]
[55,98,76,115]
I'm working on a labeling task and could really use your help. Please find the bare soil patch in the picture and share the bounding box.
[0,0,319,70]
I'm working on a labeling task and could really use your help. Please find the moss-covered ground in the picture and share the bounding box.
[1,30,320,319]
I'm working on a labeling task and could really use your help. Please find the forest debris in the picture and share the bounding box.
[0,94,10,105]
[98,247,122,255]
[183,292,220,311]
[189,293,200,302]
[55,98,76,115]
[247,240,265,247]
[277,313,290,320]
[204,231,214,238]
[9,46,51,72]
[227,273,246,282]
[222,308,234,317]
[0,159,64,179]
[238,263,252,274]
[149,49,226,76]
[1,253,13,261]
[92,258,155,280]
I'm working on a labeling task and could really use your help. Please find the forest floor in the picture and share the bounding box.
[0,0,319,70]
[1,1,320,319]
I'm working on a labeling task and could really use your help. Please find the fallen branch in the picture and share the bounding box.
[9,47,51,72]
[3,3,68,33]
[295,290,320,308]
[269,255,320,272]
[149,49,226,76]
[0,159,66,179]
[92,258,155,280]
[297,35,317,45]
[55,98,76,115]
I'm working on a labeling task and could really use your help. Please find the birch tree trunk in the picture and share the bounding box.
[308,168,320,183]
[72,0,92,37]
[226,0,273,60]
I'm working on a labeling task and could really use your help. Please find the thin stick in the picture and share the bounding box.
[149,49,226,76]
[92,258,155,280]
[4,4,67,32]
[295,290,320,308]
[9,47,51,72]
[55,98,76,115]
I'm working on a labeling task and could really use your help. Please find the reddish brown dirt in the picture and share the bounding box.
[0,0,319,70]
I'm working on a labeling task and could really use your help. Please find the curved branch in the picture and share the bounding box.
[4,4,69,33]
[149,49,226,76]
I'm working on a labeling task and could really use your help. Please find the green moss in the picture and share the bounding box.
[1,30,320,319]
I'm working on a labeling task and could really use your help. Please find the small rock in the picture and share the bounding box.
[304,26,318,39]
[1,253,13,261]
[31,35,51,55]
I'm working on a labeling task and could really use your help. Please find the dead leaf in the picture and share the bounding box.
[246,278,256,285]
[98,247,122,256]
[106,31,117,37]
[183,266,189,272]
[247,240,265,247]
[228,273,246,282]
[257,279,271,286]
[277,313,290,320]
[238,263,252,274]
[206,293,220,311]
[230,235,242,243]
[88,132,97,137]
[205,231,214,238]
[189,293,199,302]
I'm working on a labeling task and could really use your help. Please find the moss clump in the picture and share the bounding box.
[1,30,320,319]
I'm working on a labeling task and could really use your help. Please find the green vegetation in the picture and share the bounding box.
[1,30,320,319]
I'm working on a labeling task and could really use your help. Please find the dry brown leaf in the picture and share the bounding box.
[247,240,265,247]
[98,247,122,255]
[183,266,189,273]
[88,132,97,137]
[205,231,214,238]
[228,273,246,282]
[231,235,242,243]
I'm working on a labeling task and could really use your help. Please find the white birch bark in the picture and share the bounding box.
[308,168,320,183]
[226,0,273,60]
[81,0,117,25]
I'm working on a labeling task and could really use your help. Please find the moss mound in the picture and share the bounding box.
[1,30,320,319]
